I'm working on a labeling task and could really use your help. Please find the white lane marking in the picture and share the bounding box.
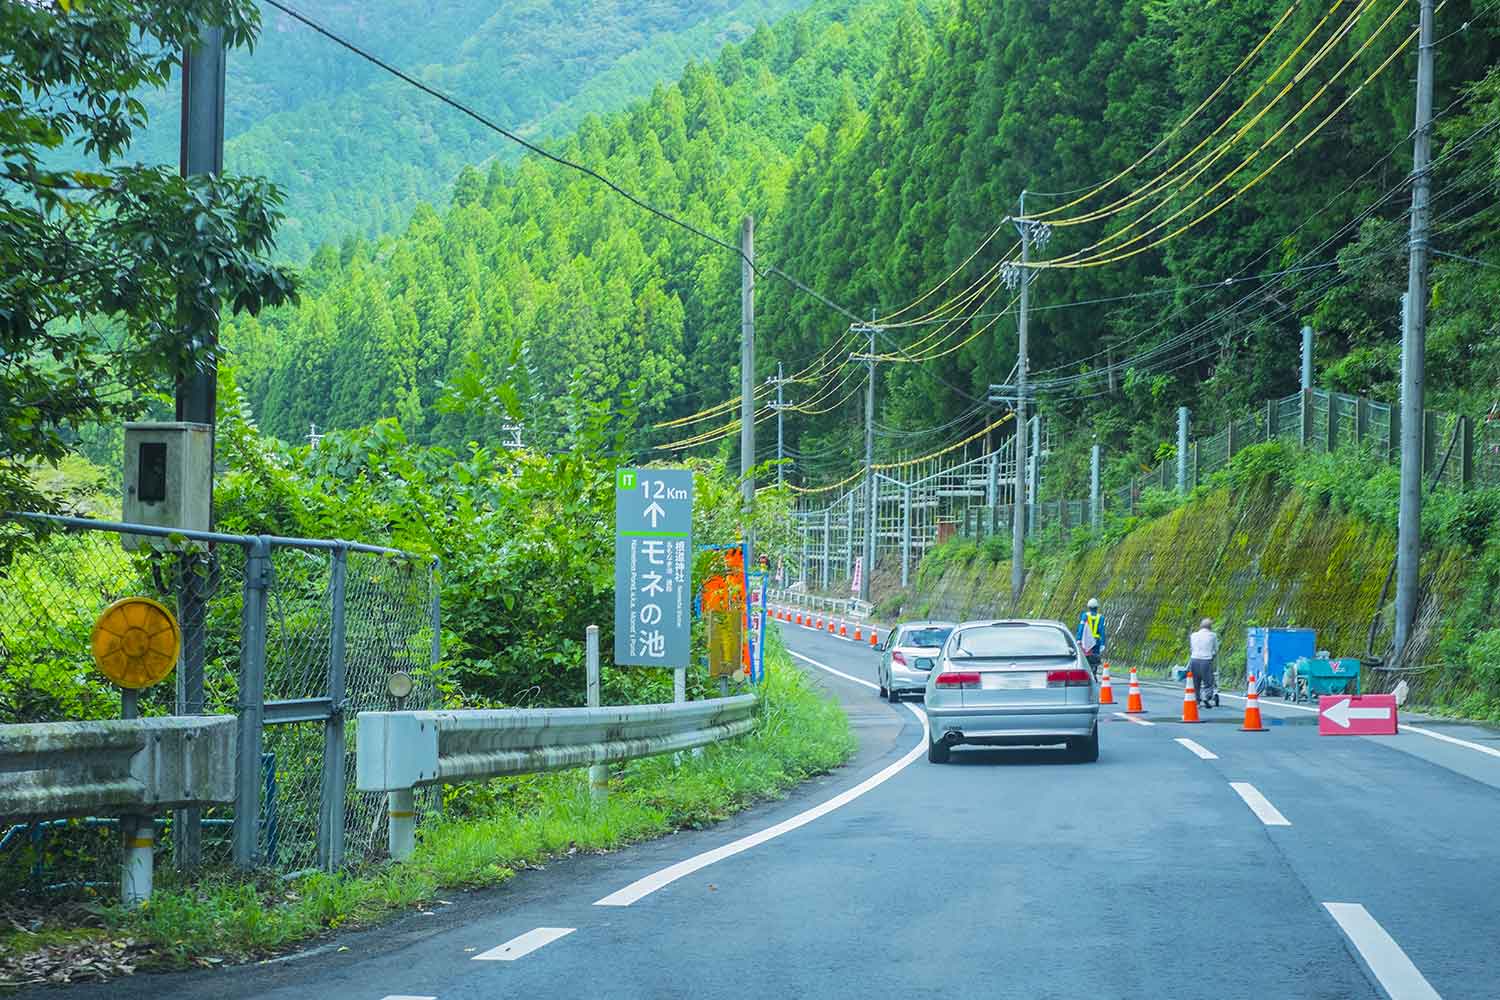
[382,996,437,999]
[1217,690,1316,713]
[789,650,877,691]
[1114,711,1155,727]
[1175,737,1218,760]
[594,652,927,907]
[1404,724,1500,759]
[1323,902,1442,1000]
[1229,781,1291,826]
[472,927,575,961]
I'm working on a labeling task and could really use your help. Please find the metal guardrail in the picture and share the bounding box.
[0,716,237,903]
[356,696,757,859]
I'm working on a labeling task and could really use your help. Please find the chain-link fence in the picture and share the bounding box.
[0,513,440,896]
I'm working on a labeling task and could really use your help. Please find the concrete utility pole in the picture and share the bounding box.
[774,362,785,488]
[1396,0,1435,661]
[174,28,226,872]
[1090,444,1101,530]
[1301,326,1315,392]
[861,312,876,602]
[1177,407,1191,492]
[740,215,755,567]
[1011,192,1031,610]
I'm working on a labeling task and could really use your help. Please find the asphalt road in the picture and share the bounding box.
[44,618,1500,999]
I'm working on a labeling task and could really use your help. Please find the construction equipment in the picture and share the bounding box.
[1283,657,1361,703]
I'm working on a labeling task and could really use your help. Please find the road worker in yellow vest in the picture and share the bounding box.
[1076,598,1106,678]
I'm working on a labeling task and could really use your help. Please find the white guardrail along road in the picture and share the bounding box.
[357,696,757,859]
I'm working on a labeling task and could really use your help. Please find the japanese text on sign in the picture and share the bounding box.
[614,468,693,666]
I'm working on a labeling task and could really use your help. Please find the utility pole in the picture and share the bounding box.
[861,312,876,602]
[1011,192,1031,610]
[1301,326,1315,392]
[767,362,787,488]
[1396,0,1435,661]
[740,215,755,568]
[173,28,226,872]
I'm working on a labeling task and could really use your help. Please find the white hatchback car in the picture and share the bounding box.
[877,621,955,702]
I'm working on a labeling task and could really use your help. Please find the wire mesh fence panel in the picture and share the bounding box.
[0,521,248,890]
[1197,429,1230,478]
[1309,390,1330,452]
[1276,394,1302,442]
[1480,413,1500,487]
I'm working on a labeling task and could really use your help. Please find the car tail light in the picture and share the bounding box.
[892,651,908,666]
[935,671,980,689]
[1047,669,1092,687]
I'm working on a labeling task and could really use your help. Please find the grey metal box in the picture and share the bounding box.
[122,422,212,549]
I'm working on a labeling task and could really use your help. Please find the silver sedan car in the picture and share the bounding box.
[923,619,1100,764]
[877,621,955,702]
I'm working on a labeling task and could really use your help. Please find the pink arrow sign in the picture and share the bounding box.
[1318,694,1398,736]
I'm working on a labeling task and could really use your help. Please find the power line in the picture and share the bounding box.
[262,0,863,326]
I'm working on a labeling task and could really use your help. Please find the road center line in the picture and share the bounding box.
[1114,712,1155,727]
[472,927,575,961]
[1229,781,1291,826]
[1323,902,1442,1000]
[1403,723,1500,759]
[594,651,927,907]
[1174,737,1218,759]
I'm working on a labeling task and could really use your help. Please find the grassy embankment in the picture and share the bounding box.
[0,635,852,983]
[880,443,1498,715]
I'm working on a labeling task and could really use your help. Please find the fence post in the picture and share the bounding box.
[318,546,349,872]
[1267,399,1278,440]
[1176,407,1190,492]
[821,508,830,590]
[1461,415,1475,488]
[1227,419,1238,460]
[987,451,999,537]
[901,485,912,588]
[1355,396,1369,445]
[1388,402,1401,463]
[1300,388,1313,448]
[1090,444,1101,530]
[1327,393,1340,453]
[1191,441,1200,490]
[586,625,608,803]
[845,496,855,581]
[234,536,271,868]
[1423,410,1439,478]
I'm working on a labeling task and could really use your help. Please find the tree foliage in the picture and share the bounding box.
[2,0,297,512]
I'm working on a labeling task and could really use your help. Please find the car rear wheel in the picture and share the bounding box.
[1071,726,1100,763]
[877,680,888,698]
[886,684,900,703]
[927,738,951,764]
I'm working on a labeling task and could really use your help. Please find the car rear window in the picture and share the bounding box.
[901,627,952,648]
[950,624,1074,658]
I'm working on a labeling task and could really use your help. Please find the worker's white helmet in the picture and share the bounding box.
[1087,598,1099,610]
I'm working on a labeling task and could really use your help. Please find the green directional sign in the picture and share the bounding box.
[614,467,693,666]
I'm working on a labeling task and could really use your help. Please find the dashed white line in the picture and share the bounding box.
[1323,902,1442,1000]
[1229,781,1291,826]
[1403,723,1500,759]
[472,927,575,961]
[1174,737,1218,760]
[593,650,927,907]
[1114,711,1155,727]
[382,996,436,999]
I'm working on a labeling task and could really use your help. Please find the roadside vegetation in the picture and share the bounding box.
[0,638,852,984]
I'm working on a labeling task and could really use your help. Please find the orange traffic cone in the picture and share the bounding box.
[828,618,836,634]
[1182,669,1202,724]
[839,621,848,638]
[1240,674,1269,732]
[854,625,863,641]
[869,628,880,647]
[1125,667,1145,714]
[816,615,823,630]
[796,612,804,626]
[1098,662,1115,705]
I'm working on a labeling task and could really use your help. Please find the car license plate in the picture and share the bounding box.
[916,657,933,670]
[982,673,1041,690]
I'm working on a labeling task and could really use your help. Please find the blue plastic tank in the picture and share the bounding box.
[1246,627,1316,690]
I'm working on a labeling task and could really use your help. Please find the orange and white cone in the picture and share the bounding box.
[1240,674,1269,732]
[816,615,823,630]
[854,625,863,641]
[840,621,848,638]
[869,628,880,647]
[1182,669,1202,723]
[1098,662,1115,705]
[1125,667,1145,714]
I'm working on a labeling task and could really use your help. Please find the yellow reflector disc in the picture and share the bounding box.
[91,597,181,689]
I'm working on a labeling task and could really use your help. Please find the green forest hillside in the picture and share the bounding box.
[230,0,1500,502]
[89,0,823,259]
[226,0,921,445]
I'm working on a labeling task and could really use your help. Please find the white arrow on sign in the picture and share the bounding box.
[643,501,666,527]
[1322,697,1392,729]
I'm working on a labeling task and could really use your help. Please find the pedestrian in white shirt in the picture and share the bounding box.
[1188,618,1220,708]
